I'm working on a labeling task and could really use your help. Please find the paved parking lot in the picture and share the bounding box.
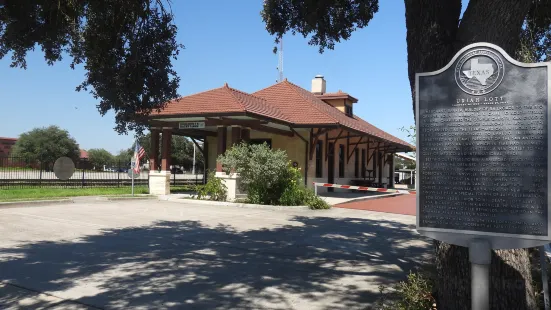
[0,199,431,310]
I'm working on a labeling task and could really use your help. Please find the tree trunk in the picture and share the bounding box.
[405,0,537,309]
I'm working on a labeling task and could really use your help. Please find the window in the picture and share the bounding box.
[345,104,353,117]
[315,141,323,178]
[338,145,345,178]
[249,139,272,149]
[361,149,366,178]
[354,148,359,178]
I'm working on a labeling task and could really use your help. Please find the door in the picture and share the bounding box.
[327,142,335,192]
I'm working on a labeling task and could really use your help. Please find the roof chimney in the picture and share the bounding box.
[311,75,326,95]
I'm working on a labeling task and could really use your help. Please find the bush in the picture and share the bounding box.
[218,142,297,205]
[195,171,227,201]
[218,142,331,209]
[374,271,436,310]
[307,195,330,210]
[280,182,330,210]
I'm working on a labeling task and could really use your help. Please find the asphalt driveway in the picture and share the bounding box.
[0,198,431,310]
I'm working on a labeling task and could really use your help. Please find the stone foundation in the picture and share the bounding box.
[149,171,171,195]
[216,172,241,201]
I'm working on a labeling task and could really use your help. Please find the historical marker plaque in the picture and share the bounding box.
[416,42,551,249]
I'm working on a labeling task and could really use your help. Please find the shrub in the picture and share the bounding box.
[307,195,331,210]
[218,142,298,205]
[280,182,330,209]
[279,182,309,206]
[374,271,436,310]
[218,142,331,209]
[195,171,227,201]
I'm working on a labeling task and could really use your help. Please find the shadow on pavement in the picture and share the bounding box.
[0,215,431,309]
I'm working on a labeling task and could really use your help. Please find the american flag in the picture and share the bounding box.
[133,142,146,173]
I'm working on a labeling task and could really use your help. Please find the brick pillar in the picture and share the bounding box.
[161,129,172,171]
[241,128,250,143]
[216,126,227,172]
[150,130,160,171]
[231,126,242,146]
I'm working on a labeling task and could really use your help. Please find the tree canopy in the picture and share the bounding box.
[262,0,551,308]
[262,0,551,114]
[87,148,115,169]
[0,0,182,134]
[11,125,80,164]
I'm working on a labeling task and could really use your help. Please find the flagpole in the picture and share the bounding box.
[131,141,135,197]
[131,162,135,197]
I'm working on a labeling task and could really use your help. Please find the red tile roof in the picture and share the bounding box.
[151,80,413,149]
[80,149,88,159]
[315,91,358,103]
[154,83,289,121]
[256,81,412,147]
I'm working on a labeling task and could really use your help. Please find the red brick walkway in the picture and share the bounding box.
[334,194,416,216]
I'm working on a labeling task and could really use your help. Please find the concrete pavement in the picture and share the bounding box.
[0,199,431,309]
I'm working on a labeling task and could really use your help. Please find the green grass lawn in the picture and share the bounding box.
[0,185,202,202]
[0,187,150,202]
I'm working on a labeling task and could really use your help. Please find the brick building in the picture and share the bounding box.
[0,137,17,156]
[146,76,414,197]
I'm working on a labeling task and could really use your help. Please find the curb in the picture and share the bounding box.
[0,199,74,209]
[105,196,156,201]
[160,196,313,211]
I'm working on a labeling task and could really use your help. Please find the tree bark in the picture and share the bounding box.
[406,0,537,309]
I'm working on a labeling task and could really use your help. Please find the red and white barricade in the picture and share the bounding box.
[312,182,415,195]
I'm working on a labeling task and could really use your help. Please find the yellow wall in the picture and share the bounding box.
[206,127,309,180]
[207,127,393,193]
[323,98,355,113]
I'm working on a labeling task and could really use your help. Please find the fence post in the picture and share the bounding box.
[39,157,43,186]
[117,160,120,187]
[81,161,85,188]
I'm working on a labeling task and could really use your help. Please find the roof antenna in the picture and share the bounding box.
[277,38,284,82]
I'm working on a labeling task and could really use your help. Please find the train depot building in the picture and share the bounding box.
[147,76,413,199]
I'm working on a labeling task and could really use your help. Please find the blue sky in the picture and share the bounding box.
[0,1,442,154]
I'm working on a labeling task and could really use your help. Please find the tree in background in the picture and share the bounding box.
[115,149,134,167]
[87,148,115,170]
[0,1,182,134]
[11,126,80,168]
[394,157,415,171]
[262,0,551,308]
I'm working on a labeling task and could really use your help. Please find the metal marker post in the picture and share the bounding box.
[469,239,491,310]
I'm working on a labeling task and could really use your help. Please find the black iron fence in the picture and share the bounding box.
[0,156,205,189]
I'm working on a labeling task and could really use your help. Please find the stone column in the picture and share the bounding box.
[149,129,172,195]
